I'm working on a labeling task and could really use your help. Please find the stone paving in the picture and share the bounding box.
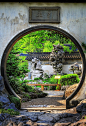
[21,91,65,108]
[43,91,65,97]
[1,97,86,126]
[1,107,84,126]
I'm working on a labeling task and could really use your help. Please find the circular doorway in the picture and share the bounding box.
[1,25,85,106]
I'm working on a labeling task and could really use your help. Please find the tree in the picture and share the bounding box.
[6,48,20,77]
[13,30,77,53]
[6,47,28,79]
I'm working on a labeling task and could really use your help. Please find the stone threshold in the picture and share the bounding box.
[21,106,66,111]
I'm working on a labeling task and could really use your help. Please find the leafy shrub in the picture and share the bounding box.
[9,95,21,109]
[0,109,19,115]
[8,77,31,94]
[34,77,40,80]
[23,93,31,99]
[49,75,57,84]
[58,74,80,86]
[22,84,35,93]
[6,47,29,79]
[8,77,22,94]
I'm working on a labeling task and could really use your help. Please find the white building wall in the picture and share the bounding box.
[41,64,82,76]
[62,64,82,74]
[42,65,54,76]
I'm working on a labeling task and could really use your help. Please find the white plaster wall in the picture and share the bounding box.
[41,64,82,76]
[62,64,82,74]
[42,65,54,75]
[0,2,86,73]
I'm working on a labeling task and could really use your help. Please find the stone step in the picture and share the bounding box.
[21,106,66,111]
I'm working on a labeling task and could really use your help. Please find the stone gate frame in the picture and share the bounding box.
[1,25,85,108]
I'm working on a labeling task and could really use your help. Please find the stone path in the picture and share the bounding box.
[43,90,65,97]
[1,105,86,126]
[21,91,66,109]
[1,96,86,126]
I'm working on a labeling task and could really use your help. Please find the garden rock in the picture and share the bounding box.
[54,122,71,126]
[29,115,38,122]
[31,58,44,80]
[0,95,10,104]
[38,113,55,123]
[61,85,69,91]
[76,102,86,115]
[6,121,17,126]
[69,62,82,77]
[26,120,34,126]
[49,44,64,74]
[0,114,5,121]
[71,119,86,126]
[65,83,78,98]
[18,122,24,126]
[0,76,10,105]
[4,103,18,111]
[0,106,85,126]
[14,115,28,123]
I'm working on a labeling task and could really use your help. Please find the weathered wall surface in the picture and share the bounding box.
[0,2,86,69]
[0,2,86,103]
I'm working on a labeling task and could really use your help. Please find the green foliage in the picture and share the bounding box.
[18,58,29,81]
[34,77,41,80]
[8,76,36,93]
[6,49,21,77]
[8,77,22,94]
[23,93,31,99]
[9,95,21,109]
[43,41,53,52]
[58,74,80,86]
[0,109,19,115]
[56,84,61,90]
[49,75,57,84]
[14,30,77,53]
[22,84,35,93]
[6,47,29,80]
[82,42,86,53]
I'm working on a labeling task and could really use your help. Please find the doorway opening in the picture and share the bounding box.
[1,25,85,109]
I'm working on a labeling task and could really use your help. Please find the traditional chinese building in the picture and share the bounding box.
[25,52,82,79]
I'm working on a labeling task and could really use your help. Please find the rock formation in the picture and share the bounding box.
[69,62,82,77]
[65,83,78,98]
[31,58,44,80]
[0,75,18,111]
[0,76,10,106]
[49,44,65,74]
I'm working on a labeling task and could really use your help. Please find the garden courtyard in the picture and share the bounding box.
[0,27,86,126]
[0,2,86,125]
[6,30,83,109]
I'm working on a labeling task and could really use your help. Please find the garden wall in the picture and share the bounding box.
[0,2,86,72]
[28,64,82,80]
[0,2,86,107]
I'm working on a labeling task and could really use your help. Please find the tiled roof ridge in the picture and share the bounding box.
[25,52,81,61]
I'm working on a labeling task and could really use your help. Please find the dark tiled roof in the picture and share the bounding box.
[5,1,86,3]
[25,52,81,61]
[64,52,81,59]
